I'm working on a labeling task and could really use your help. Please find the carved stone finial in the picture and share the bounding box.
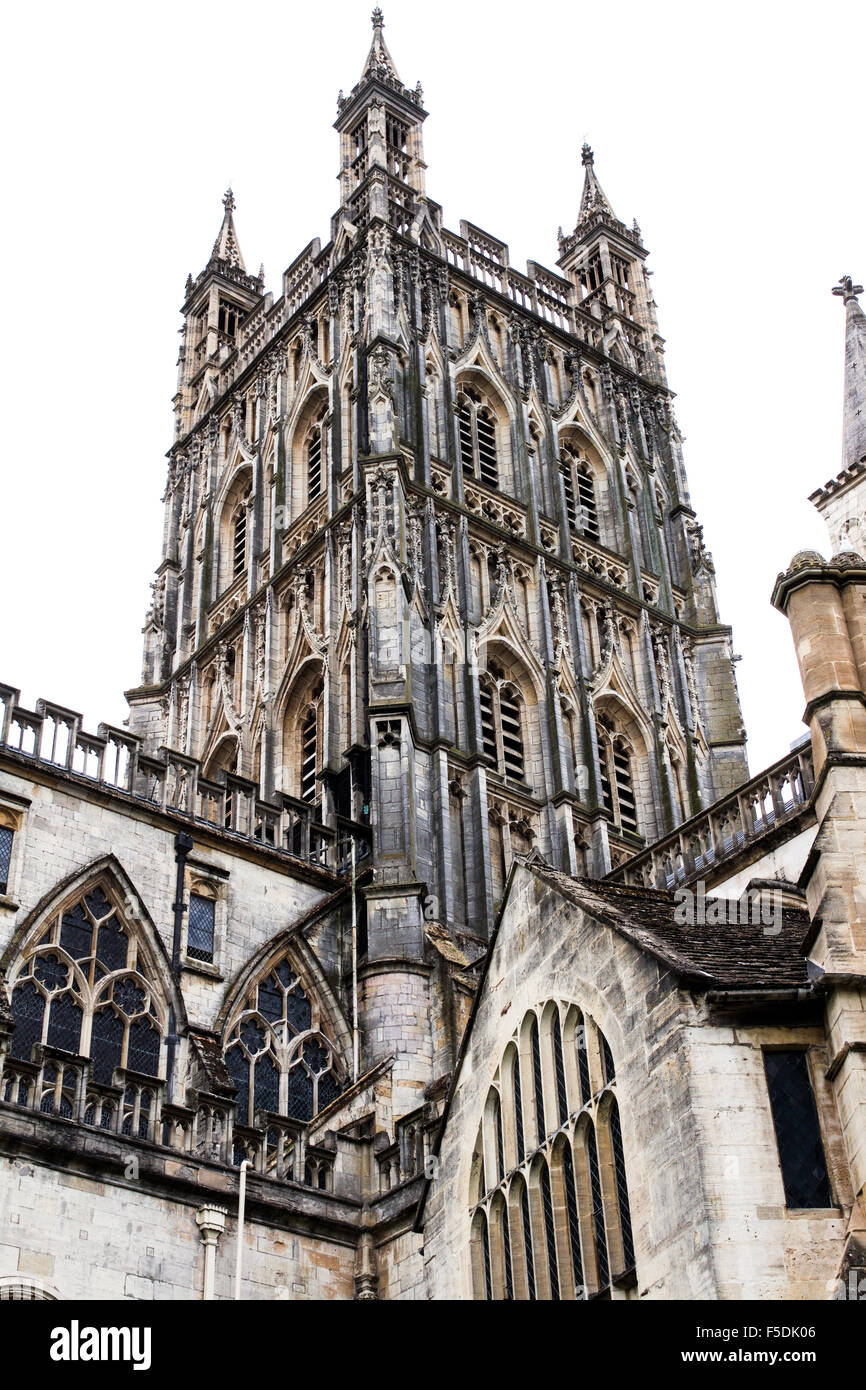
[371,6,384,28]
[581,142,594,167]
[223,187,235,213]
[832,275,864,305]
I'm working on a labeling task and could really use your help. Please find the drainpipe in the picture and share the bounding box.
[350,766,359,1083]
[166,831,193,1104]
[234,1159,249,1300]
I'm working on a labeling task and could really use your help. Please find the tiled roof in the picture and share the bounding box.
[526,864,811,991]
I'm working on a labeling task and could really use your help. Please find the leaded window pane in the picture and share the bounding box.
[764,1051,832,1209]
[563,1143,585,1297]
[127,1015,160,1077]
[553,1013,568,1126]
[90,1007,124,1083]
[46,992,83,1056]
[531,1019,545,1146]
[287,1066,314,1122]
[587,1123,609,1288]
[540,1163,560,1300]
[610,1100,635,1269]
[187,894,215,963]
[10,980,44,1060]
[0,826,13,894]
[520,1180,536,1301]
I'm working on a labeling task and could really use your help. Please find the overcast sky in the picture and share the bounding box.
[1,0,862,776]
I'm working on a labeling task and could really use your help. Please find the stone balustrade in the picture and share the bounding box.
[607,744,815,890]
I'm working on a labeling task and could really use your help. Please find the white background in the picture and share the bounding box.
[1,0,862,774]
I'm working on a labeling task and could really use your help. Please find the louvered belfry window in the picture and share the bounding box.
[232,508,247,578]
[300,709,318,804]
[307,424,322,503]
[596,716,638,834]
[479,672,525,783]
[457,387,499,488]
[561,449,600,542]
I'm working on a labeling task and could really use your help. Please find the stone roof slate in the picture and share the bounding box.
[525,864,811,991]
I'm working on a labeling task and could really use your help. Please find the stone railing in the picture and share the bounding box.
[0,1044,336,1193]
[0,682,370,877]
[571,535,629,590]
[607,745,815,890]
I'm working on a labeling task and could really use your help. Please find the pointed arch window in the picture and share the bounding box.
[478,670,526,782]
[305,407,327,506]
[457,387,499,488]
[560,447,600,542]
[469,1002,636,1300]
[8,883,165,1087]
[300,707,318,804]
[232,506,247,579]
[596,715,638,833]
[224,956,343,1126]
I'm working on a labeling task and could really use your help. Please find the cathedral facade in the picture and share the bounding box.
[0,13,863,1302]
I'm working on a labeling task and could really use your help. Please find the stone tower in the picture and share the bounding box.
[126,10,749,1086]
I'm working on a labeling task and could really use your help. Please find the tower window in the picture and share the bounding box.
[306,416,325,504]
[764,1051,833,1209]
[478,673,525,783]
[457,388,499,489]
[596,716,639,834]
[232,508,247,579]
[561,449,600,542]
[300,708,318,805]
[218,298,245,339]
[187,894,215,964]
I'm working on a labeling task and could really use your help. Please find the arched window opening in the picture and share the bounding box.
[553,1013,568,1128]
[478,668,526,784]
[482,1212,493,1300]
[307,419,323,503]
[494,1091,505,1185]
[469,1004,634,1301]
[610,1099,635,1270]
[519,1177,536,1301]
[300,708,318,804]
[576,1016,591,1105]
[8,883,165,1089]
[600,1031,616,1084]
[232,507,247,579]
[586,1122,610,1290]
[596,715,639,834]
[513,1053,525,1163]
[224,956,342,1127]
[457,386,500,489]
[561,447,600,542]
[539,1161,560,1300]
[531,1017,545,1147]
[562,1143,585,1298]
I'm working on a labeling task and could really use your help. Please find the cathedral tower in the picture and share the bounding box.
[126,11,749,1090]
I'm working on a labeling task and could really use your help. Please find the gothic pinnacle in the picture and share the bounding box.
[832,275,866,470]
[211,186,246,271]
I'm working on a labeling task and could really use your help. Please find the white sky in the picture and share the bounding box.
[1,0,862,776]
